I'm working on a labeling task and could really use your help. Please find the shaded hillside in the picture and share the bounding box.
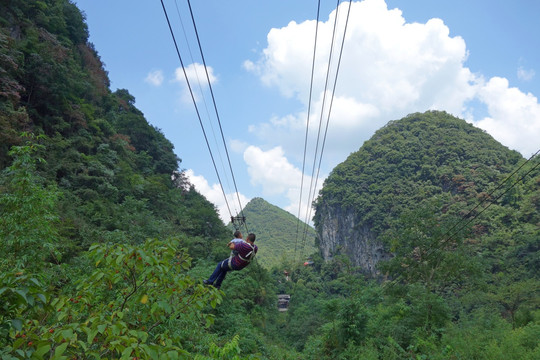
[0,0,229,254]
[231,197,318,269]
[314,111,537,274]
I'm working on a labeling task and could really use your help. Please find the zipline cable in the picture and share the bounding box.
[186,0,249,233]
[159,0,233,219]
[294,0,322,263]
[301,0,342,232]
[172,0,236,208]
[299,0,351,260]
[300,0,353,259]
[174,0,236,210]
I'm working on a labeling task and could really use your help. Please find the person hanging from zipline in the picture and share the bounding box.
[203,232,257,289]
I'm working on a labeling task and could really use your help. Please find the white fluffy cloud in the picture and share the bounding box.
[185,169,250,223]
[476,77,540,157]
[145,70,164,86]
[246,0,474,114]
[175,62,217,85]
[517,66,535,82]
[245,0,539,163]
[244,146,302,195]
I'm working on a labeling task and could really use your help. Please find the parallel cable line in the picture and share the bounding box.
[172,0,235,206]
[294,0,322,263]
[301,0,342,232]
[300,0,352,260]
[300,0,353,258]
[186,0,249,233]
[159,0,233,219]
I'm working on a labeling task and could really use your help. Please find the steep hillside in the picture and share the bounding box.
[231,197,318,269]
[0,0,229,254]
[314,111,537,275]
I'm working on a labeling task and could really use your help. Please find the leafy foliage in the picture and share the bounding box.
[0,134,61,271]
[315,111,523,236]
[0,2,253,358]
[1,238,226,359]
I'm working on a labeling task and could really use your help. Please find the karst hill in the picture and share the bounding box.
[314,111,538,277]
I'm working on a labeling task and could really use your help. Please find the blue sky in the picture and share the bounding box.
[74,0,539,223]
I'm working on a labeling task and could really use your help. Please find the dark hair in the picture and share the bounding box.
[246,233,256,242]
[233,230,242,238]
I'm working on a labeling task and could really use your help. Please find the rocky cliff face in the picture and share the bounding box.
[317,202,389,275]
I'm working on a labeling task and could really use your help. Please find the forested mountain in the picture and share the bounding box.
[300,111,539,357]
[1,1,539,359]
[0,0,227,251]
[314,111,535,275]
[230,197,317,269]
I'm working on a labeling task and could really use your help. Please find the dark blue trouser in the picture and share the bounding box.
[207,258,234,288]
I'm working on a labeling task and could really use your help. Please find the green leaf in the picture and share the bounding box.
[12,337,25,350]
[143,345,158,359]
[34,344,51,358]
[51,297,61,308]
[120,346,133,360]
[116,253,126,265]
[159,300,172,313]
[61,328,74,340]
[166,350,180,360]
[86,330,98,344]
[37,293,46,303]
[77,339,88,352]
[29,278,41,287]
[11,318,22,331]
[57,311,67,321]
[52,342,68,360]
[93,272,105,282]
[14,289,29,303]
[205,316,214,328]
[138,330,148,342]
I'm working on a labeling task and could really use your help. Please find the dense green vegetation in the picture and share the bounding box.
[314,111,525,236]
[1,1,538,359]
[308,111,539,358]
[231,197,317,269]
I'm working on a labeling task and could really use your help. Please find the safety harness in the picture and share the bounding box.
[227,241,256,270]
